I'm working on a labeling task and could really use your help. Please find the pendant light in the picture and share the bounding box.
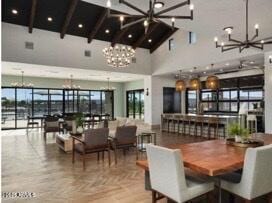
[189,78,201,90]
[175,70,186,92]
[206,64,219,90]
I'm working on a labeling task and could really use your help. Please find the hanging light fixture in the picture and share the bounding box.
[100,78,116,91]
[106,0,194,33]
[189,78,201,90]
[11,71,34,87]
[214,0,272,53]
[205,64,219,90]
[103,45,135,68]
[62,75,80,89]
[175,70,186,92]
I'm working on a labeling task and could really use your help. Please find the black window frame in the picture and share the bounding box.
[126,89,144,119]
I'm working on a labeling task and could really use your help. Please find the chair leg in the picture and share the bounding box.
[114,148,117,164]
[136,146,139,160]
[72,139,75,163]
[82,152,86,170]
[97,152,100,161]
[102,151,105,161]
[152,190,156,203]
[108,149,111,166]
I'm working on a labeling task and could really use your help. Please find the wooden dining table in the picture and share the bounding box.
[136,134,272,201]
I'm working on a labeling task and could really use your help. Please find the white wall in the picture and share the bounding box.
[1,74,125,117]
[264,51,272,133]
[1,23,152,75]
[151,30,272,75]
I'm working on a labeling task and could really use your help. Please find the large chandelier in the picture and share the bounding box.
[214,0,272,53]
[103,45,135,68]
[62,75,80,89]
[11,71,34,87]
[106,0,194,33]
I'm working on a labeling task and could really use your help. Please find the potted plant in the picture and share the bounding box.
[228,123,249,143]
[74,113,84,133]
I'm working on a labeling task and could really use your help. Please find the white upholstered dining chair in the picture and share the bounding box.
[221,145,272,202]
[146,144,214,203]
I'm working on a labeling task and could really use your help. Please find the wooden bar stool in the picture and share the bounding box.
[173,115,182,134]
[207,117,219,139]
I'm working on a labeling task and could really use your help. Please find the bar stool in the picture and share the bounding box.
[207,117,219,139]
[183,115,191,136]
[194,116,205,137]
[173,114,183,134]
[247,114,257,134]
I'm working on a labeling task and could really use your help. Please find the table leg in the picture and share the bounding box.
[218,178,222,203]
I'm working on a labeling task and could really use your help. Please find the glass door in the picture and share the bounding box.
[126,89,144,119]
[16,88,33,128]
[49,89,63,115]
[78,91,90,113]
[33,89,49,120]
[101,91,114,118]
[1,88,16,129]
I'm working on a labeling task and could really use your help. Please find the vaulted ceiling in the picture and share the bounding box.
[1,0,178,52]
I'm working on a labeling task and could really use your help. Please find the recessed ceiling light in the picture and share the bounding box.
[12,68,21,70]
[190,69,193,73]
[128,34,132,38]
[154,2,164,9]
[105,29,110,34]
[203,71,206,74]
[220,69,224,72]
[250,61,255,64]
[47,17,53,22]
[12,9,18,15]
[148,39,152,43]
[78,24,83,28]
[206,66,210,70]
[225,63,230,66]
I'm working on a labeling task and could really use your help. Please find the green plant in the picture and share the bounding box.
[228,123,249,139]
[74,113,84,128]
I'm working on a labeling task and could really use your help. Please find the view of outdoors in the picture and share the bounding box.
[127,90,144,119]
[1,87,114,129]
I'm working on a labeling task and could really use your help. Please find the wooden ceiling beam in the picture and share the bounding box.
[150,28,178,53]
[132,23,159,49]
[28,0,37,33]
[60,0,79,39]
[111,26,130,47]
[88,9,108,44]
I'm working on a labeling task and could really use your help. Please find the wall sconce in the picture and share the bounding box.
[146,88,149,96]
[269,55,272,64]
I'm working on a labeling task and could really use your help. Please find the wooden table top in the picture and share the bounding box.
[136,134,272,177]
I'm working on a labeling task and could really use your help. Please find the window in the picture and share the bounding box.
[1,87,114,130]
[168,38,174,51]
[1,88,16,129]
[218,89,238,112]
[126,89,144,119]
[186,90,197,113]
[239,88,263,110]
[189,31,197,44]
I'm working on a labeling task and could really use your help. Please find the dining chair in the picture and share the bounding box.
[146,144,214,203]
[111,126,138,164]
[43,116,60,138]
[72,128,110,169]
[26,116,39,133]
[220,145,272,202]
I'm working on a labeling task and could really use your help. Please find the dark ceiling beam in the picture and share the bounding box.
[88,9,108,43]
[60,0,79,39]
[28,0,37,33]
[150,28,178,53]
[132,23,159,49]
[111,26,130,47]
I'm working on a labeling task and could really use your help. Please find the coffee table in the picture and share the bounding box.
[56,133,73,152]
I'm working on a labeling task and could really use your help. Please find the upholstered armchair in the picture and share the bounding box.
[72,128,110,169]
[146,144,214,203]
[43,116,60,138]
[111,126,138,164]
[221,145,272,202]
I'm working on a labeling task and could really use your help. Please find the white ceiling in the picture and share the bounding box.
[164,53,265,78]
[85,0,272,39]
[1,62,146,82]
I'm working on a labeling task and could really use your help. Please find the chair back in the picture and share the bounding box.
[146,144,187,202]
[84,128,109,148]
[241,145,272,199]
[115,126,137,144]
[45,116,59,122]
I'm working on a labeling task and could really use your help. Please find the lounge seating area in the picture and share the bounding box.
[1,0,272,202]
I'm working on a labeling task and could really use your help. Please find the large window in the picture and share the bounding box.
[199,75,264,113]
[1,88,16,129]
[126,89,144,119]
[1,87,114,129]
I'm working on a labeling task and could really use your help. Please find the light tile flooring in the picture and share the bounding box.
[1,129,268,203]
